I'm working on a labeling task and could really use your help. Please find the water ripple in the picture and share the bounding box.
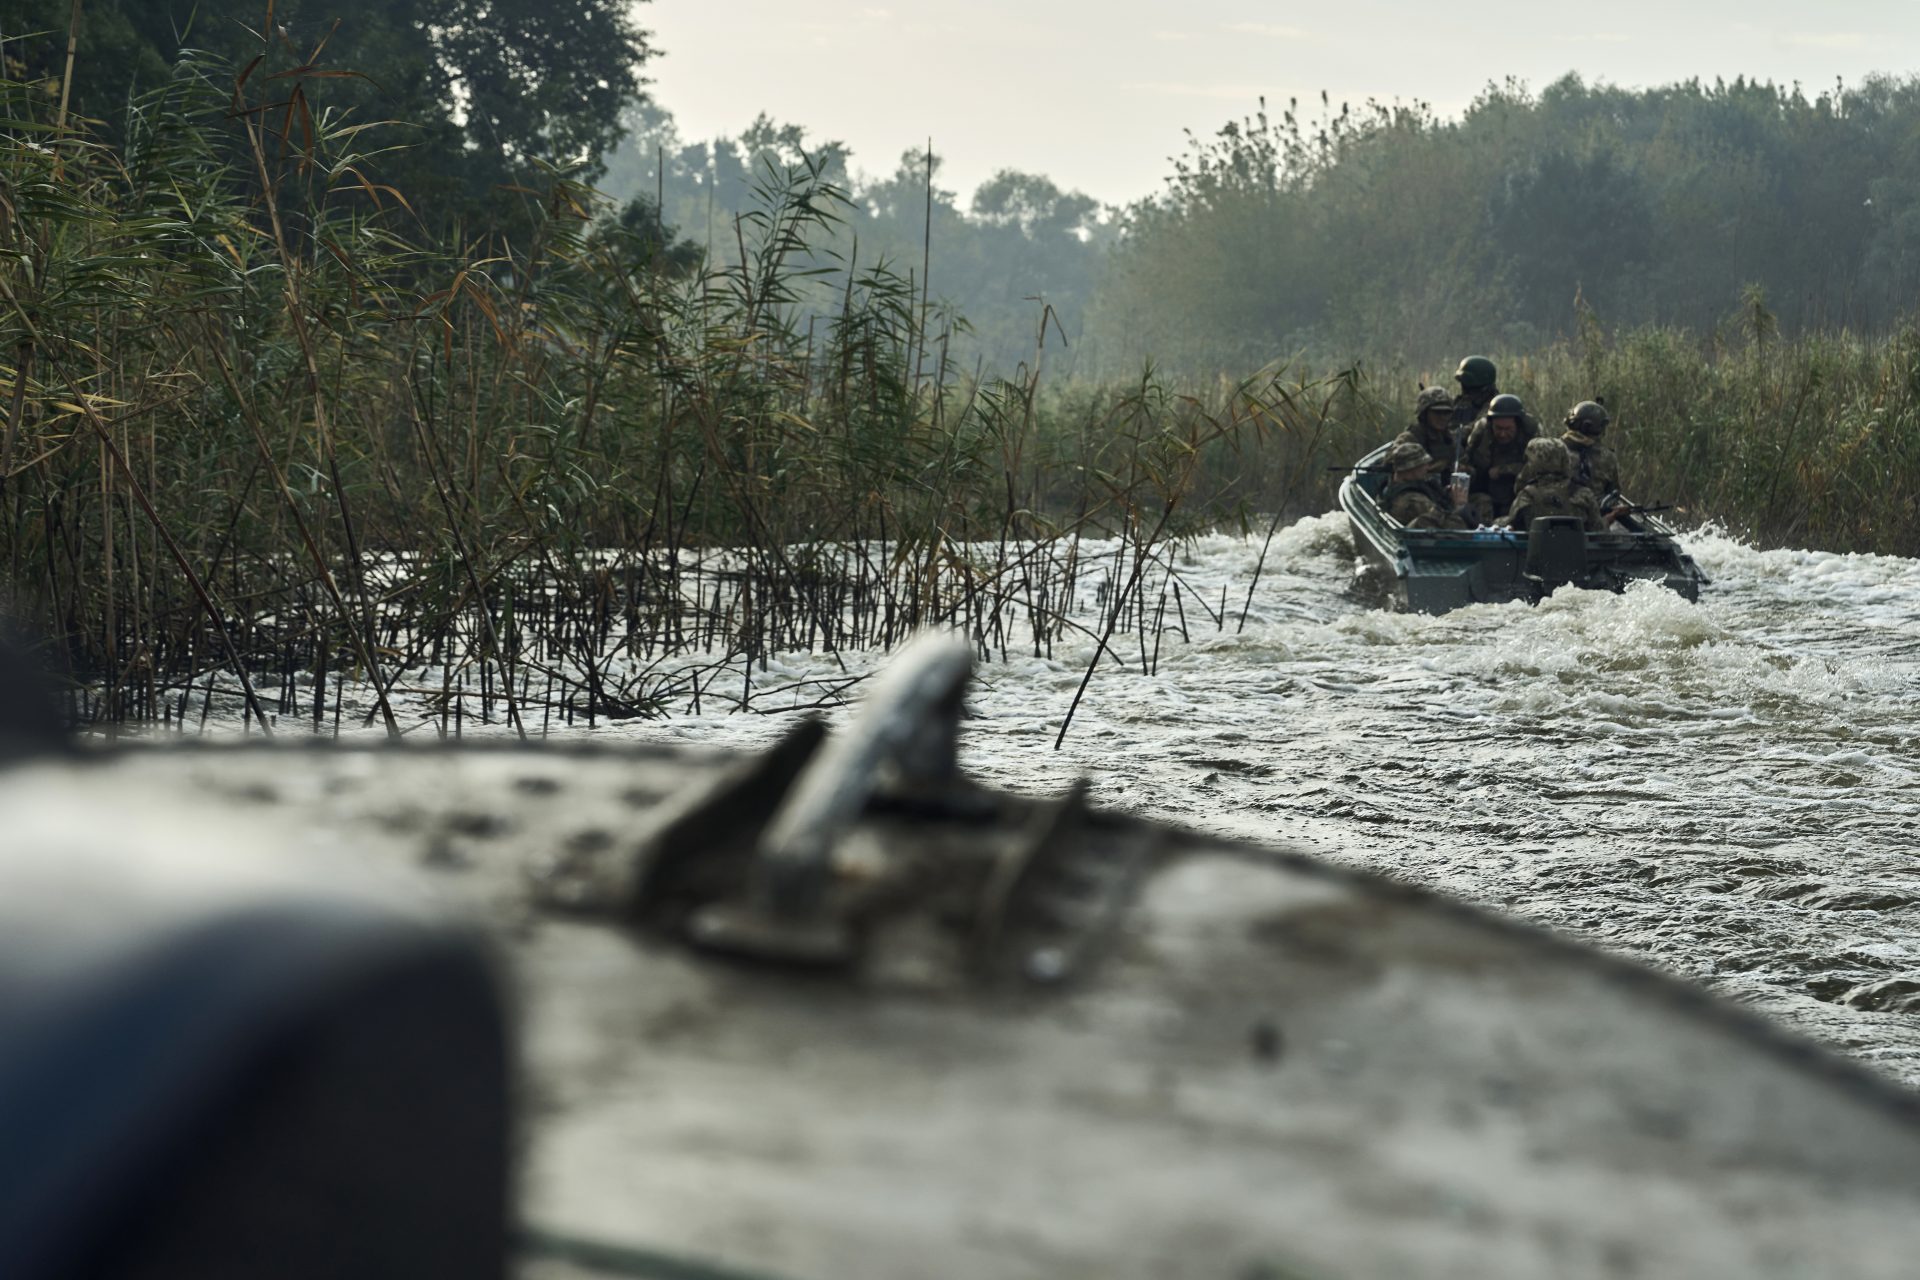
[556,512,1920,1086]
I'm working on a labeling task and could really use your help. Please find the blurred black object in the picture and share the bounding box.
[0,749,511,1280]
[0,626,64,758]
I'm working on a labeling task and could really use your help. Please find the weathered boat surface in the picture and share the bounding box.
[4,637,1918,1280]
[1339,442,1708,613]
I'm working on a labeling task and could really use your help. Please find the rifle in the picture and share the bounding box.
[1600,492,1676,518]
[1602,500,1677,529]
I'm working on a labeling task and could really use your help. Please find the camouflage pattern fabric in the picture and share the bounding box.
[1562,430,1622,500]
[1451,387,1495,434]
[1393,419,1458,469]
[1514,436,1571,487]
[1383,479,1472,530]
[1471,410,1542,442]
[1464,417,1540,519]
[1384,440,1435,472]
[1502,439,1604,531]
[1454,387,1543,438]
[1502,480,1604,532]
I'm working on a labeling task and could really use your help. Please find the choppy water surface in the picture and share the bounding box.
[589,515,1920,1085]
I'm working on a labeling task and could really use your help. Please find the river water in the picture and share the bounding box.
[556,514,1920,1087]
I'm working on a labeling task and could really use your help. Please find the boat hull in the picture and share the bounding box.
[1339,443,1707,613]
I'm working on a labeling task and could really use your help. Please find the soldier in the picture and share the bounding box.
[1380,441,1472,530]
[1452,355,1540,439]
[1561,400,1623,520]
[1393,386,1460,470]
[1451,356,1499,433]
[1501,437,1605,532]
[1464,393,1531,522]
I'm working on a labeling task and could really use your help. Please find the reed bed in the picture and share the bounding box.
[0,51,1338,736]
[1108,319,1920,558]
[1489,320,1920,554]
[101,531,1263,739]
[6,49,1914,740]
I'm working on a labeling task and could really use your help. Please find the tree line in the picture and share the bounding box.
[597,68,1920,379]
[597,104,1106,374]
[27,4,1920,381]
[1094,75,1920,374]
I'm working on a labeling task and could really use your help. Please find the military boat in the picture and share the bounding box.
[4,635,1917,1280]
[1339,442,1709,613]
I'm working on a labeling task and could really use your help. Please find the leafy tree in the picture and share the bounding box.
[1489,148,1653,330]
[1086,72,1920,375]
[972,170,1097,240]
[3,0,655,226]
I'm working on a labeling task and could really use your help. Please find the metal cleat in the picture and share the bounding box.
[686,631,978,965]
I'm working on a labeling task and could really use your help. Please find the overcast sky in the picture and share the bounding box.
[640,0,1920,207]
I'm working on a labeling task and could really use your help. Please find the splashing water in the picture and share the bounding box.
[207,511,1914,1083]
[547,514,1920,1085]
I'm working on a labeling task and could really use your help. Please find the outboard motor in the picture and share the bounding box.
[0,749,511,1280]
[1523,516,1588,597]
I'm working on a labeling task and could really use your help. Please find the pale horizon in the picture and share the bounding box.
[641,0,1920,207]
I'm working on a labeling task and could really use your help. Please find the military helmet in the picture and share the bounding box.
[1454,356,1498,390]
[1566,400,1611,433]
[1487,393,1526,420]
[1523,436,1572,476]
[1385,441,1434,473]
[1414,386,1455,416]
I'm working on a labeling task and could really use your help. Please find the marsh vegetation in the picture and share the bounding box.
[4,6,1919,732]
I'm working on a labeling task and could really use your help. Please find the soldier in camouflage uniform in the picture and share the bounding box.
[1393,386,1461,470]
[1561,400,1623,520]
[1500,437,1605,532]
[1452,355,1541,439]
[1379,441,1472,530]
[1463,393,1532,522]
[1451,356,1498,431]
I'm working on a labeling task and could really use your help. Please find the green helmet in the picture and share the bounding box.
[1454,356,1498,391]
[1414,386,1455,416]
[1523,436,1572,476]
[1385,441,1434,473]
[1487,393,1526,420]
[1566,400,1611,433]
